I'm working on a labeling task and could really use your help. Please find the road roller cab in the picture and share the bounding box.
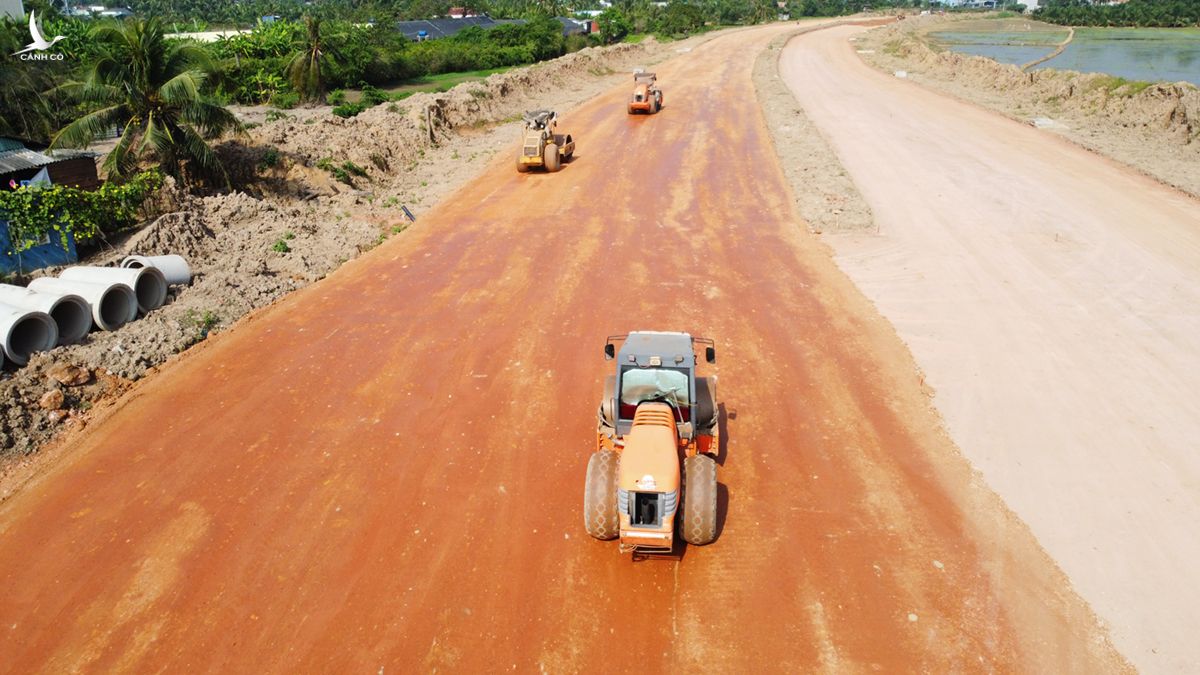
[584,331,720,555]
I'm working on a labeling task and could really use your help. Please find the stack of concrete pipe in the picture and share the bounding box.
[0,254,191,368]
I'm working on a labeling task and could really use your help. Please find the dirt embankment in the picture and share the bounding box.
[858,16,1200,198]
[0,37,691,461]
[753,28,873,233]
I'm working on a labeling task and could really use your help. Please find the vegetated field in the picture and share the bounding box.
[1050,27,1200,86]
[929,18,1069,65]
[930,19,1200,85]
[347,66,516,101]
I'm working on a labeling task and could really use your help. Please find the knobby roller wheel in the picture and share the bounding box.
[584,450,619,540]
[681,455,717,545]
[543,143,561,172]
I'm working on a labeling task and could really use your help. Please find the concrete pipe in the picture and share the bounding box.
[28,277,138,332]
[0,283,93,345]
[60,265,168,314]
[121,254,192,286]
[0,301,58,366]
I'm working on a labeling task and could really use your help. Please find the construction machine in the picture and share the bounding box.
[516,109,575,173]
[584,331,720,556]
[627,70,663,115]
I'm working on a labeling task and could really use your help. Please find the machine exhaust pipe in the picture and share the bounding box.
[60,266,168,315]
[0,301,58,366]
[0,283,93,345]
[28,277,138,332]
[120,254,192,286]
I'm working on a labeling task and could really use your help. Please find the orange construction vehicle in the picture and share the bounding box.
[516,109,575,173]
[584,332,720,556]
[627,70,663,115]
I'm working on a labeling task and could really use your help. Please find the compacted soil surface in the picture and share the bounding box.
[779,23,1200,673]
[0,21,1129,672]
[0,35,691,461]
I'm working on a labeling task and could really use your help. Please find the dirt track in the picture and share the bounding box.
[0,23,1126,671]
[781,25,1200,673]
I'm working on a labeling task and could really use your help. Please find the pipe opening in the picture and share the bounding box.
[134,272,168,312]
[98,288,135,331]
[50,299,91,344]
[6,314,55,365]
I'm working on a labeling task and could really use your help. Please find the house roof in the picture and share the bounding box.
[397,16,501,40]
[555,17,588,35]
[0,148,56,175]
[397,15,588,40]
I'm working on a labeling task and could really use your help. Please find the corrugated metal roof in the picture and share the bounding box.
[397,16,587,40]
[397,16,501,40]
[0,148,56,175]
[0,137,27,153]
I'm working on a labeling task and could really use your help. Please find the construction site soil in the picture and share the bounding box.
[774,22,1200,672]
[0,36,693,465]
[0,20,1134,671]
[4,15,1195,667]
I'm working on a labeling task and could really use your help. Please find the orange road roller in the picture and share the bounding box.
[584,331,720,556]
[628,70,663,115]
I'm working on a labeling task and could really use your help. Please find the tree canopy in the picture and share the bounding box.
[52,18,243,184]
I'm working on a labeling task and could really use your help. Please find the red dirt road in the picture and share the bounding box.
[0,25,1126,671]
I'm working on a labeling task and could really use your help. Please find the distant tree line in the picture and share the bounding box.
[1034,0,1200,28]
[212,15,575,105]
[114,0,777,25]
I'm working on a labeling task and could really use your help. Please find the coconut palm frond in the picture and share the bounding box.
[177,123,229,185]
[159,70,204,106]
[181,99,243,138]
[54,16,236,184]
[51,105,128,149]
[101,119,144,180]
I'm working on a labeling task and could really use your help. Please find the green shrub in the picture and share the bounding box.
[184,309,220,342]
[258,146,281,171]
[565,33,591,53]
[332,102,367,118]
[270,91,300,109]
[327,89,347,106]
[360,84,389,106]
[316,157,363,184]
[0,170,163,252]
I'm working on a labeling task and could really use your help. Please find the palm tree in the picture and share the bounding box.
[52,18,242,184]
[286,15,337,103]
[0,17,60,142]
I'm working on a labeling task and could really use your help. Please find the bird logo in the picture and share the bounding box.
[13,11,66,56]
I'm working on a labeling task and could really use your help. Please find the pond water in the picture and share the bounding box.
[930,27,1200,86]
